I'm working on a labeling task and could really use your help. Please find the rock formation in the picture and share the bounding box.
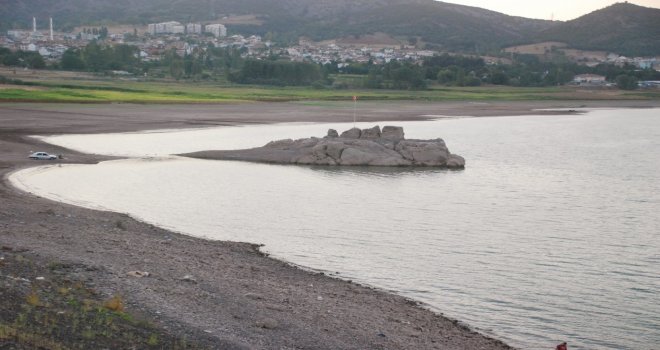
[182,126,465,168]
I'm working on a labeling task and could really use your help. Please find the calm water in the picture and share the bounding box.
[11,109,660,349]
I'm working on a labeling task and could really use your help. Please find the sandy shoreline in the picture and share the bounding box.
[2,100,658,349]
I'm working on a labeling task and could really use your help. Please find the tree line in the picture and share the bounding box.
[60,41,138,72]
[337,53,659,90]
[2,42,659,90]
[0,48,46,69]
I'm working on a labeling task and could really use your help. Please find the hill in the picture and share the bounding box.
[1,0,658,56]
[0,0,552,52]
[292,1,554,52]
[539,2,660,57]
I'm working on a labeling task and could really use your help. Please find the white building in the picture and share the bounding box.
[7,30,29,40]
[636,58,656,70]
[80,32,100,41]
[573,74,607,85]
[148,21,185,35]
[205,24,227,37]
[38,47,51,56]
[186,23,202,34]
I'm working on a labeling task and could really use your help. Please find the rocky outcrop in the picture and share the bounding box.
[182,126,465,168]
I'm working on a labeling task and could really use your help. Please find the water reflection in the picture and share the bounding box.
[306,164,460,177]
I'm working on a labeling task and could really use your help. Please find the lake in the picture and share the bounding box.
[11,108,660,349]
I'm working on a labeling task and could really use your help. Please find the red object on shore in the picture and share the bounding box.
[556,342,568,350]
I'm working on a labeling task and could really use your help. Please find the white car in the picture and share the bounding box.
[29,152,58,160]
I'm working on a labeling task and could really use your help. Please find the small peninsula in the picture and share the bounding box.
[182,125,466,168]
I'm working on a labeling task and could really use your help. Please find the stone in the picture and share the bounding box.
[311,143,328,158]
[324,141,346,160]
[126,271,150,278]
[360,125,381,139]
[340,127,361,139]
[326,129,339,138]
[381,126,404,141]
[446,154,466,168]
[340,148,377,165]
[395,140,449,166]
[244,293,263,300]
[255,318,279,329]
[180,274,197,283]
[370,156,412,166]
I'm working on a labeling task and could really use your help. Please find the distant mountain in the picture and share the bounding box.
[1,0,658,56]
[293,1,554,52]
[539,2,660,57]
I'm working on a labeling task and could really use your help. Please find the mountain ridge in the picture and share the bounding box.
[1,0,658,56]
[539,2,660,57]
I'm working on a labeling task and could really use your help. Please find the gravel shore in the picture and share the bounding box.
[2,100,658,349]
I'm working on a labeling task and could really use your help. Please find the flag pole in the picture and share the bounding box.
[353,95,357,127]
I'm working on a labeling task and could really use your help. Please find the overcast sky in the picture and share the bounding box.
[440,0,660,20]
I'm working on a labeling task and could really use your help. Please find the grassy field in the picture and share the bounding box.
[1,70,659,103]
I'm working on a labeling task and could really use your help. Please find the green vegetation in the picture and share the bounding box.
[0,252,198,349]
[60,41,139,72]
[3,45,659,103]
[24,40,659,91]
[616,75,639,90]
[1,76,659,104]
[230,59,323,86]
[539,3,660,57]
[0,48,46,69]
[9,41,660,91]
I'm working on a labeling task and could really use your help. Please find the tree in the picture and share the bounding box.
[21,52,45,69]
[99,27,109,40]
[616,74,638,90]
[231,59,322,86]
[437,69,455,85]
[165,49,184,80]
[81,41,107,71]
[61,49,86,70]
[490,71,509,85]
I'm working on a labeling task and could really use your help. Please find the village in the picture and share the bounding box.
[1,17,659,87]
[0,18,449,66]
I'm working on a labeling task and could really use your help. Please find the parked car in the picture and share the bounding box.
[29,152,58,160]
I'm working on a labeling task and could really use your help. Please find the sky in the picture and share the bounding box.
[440,0,660,20]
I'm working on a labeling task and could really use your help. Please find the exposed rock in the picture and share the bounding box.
[395,140,449,166]
[381,126,404,141]
[265,139,295,148]
[360,126,381,139]
[182,126,465,168]
[325,142,346,160]
[340,148,377,165]
[340,127,361,139]
[446,154,466,169]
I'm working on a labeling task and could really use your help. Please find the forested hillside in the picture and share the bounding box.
[539,2,660,57]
